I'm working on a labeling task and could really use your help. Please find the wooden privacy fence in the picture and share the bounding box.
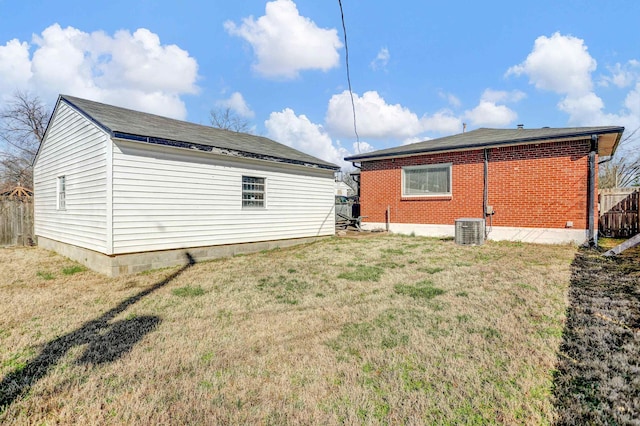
[0,198,34,246]
[599,188,639,238]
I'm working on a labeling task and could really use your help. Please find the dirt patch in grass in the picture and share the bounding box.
[552,244,640,424]
[0,236,576,424]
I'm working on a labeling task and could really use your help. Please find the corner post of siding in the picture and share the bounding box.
[106,135,114,255]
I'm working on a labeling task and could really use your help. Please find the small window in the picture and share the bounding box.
[402,164,452,197]
[242,176,265,208]
[57,176,66,210]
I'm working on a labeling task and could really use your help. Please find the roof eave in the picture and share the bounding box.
[60,95,339,171]
[599,130,624,157]
[112,132,340,171]
[345,127,626,162]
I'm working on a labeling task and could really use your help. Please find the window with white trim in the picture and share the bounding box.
[57,176,66,210]
[402,163,452,197]
[242,176,265,208]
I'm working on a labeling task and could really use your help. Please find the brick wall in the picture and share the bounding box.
[360,139,594,230]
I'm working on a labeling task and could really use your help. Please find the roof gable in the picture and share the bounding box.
[59,95,339,170]
[345,126,625,162]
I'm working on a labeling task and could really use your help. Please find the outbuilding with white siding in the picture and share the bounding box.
[33,95,339,276]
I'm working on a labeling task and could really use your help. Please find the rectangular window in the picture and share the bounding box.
[242,176,265,208]
[57,176,66,210]
[402,163,452,197]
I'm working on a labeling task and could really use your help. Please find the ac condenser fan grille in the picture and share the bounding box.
[454,218,485,245]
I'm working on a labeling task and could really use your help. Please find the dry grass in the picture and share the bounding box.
[0,234,576,424]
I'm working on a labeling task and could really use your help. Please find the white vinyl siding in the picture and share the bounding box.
[402,163,452,197]
[33,102,109,252]
[111,141,335,254]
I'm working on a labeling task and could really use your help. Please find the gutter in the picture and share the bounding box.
[483,148,493,237]
[586,135,598,247]
[345,127,625,162]
[112,132,340,171]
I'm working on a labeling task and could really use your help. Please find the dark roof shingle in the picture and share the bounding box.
[345,126,625,162]
[60,95,339,170]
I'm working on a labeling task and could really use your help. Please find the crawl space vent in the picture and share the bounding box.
[455,218,485,245]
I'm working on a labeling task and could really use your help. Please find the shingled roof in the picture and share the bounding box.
[58,95,339,170]
[345,126,625,162]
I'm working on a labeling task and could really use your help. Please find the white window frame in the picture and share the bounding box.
[242,176,266,208]
[401,163,452,197]
[57,175,66,210]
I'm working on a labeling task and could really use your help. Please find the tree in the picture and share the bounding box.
[334,168,359,196]
[0,91,49,190]
[209,107,252,133]
[341,168,359,194]
[599,157,640,188]
[599,128,640,189]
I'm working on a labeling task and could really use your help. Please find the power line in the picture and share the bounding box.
[337,0,361,152]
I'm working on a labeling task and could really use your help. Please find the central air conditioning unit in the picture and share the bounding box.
[455,218,485,245]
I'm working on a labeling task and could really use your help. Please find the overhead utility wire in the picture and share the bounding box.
[337,0,361,152]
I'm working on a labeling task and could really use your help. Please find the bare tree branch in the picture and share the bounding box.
[0,91,50,189]
[209,107,252,133]
[599,127,640,189]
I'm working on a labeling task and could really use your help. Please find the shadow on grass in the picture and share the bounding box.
[552,248,640,425]
[0,253,196,411]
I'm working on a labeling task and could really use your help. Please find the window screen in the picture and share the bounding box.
[402,164,451,196]
[57,176,66,210]
[242,176,265,208]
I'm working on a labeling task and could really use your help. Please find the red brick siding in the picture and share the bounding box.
[360,139,594,229]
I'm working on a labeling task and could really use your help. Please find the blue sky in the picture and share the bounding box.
[1,0,638,168]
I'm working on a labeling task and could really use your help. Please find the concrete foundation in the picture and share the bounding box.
[361,222,587,245]
[37,236,328,277]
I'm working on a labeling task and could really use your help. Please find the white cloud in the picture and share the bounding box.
[99,28,198,94]
[326,90,424,139]
[224,0,342,79]
[558,87,640,129]
[402,136,431,145]
[480,89,526,103]
[557,92,605,124]
[353,140,374,154]
[265,108,377,169]
[624,82,640,116]
[265,108,349,168]
[600,60,640,88]
[508,32,640,131]
[325,88,518,141]
[464,101,517,127]
[460,89,522,127]
[216,92,255,118]
[370,47,389,71]
[0,24,198,119]
[0,39,32,94]
[506,32,596,96]
[437,90,461,108]
[421,110,462,134]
